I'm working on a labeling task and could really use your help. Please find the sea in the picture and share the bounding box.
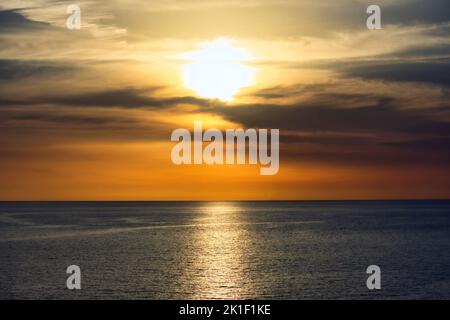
[0,201,449,300]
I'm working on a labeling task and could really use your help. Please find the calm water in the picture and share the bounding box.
[0,201,449,300]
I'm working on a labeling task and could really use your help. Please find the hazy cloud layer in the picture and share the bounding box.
[1,0,450,199]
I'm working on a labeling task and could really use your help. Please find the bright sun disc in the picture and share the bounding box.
[182,39,255,102]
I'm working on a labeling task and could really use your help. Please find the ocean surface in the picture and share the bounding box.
[0,201,449,300]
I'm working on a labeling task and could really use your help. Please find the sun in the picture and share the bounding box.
[182,39,255,102]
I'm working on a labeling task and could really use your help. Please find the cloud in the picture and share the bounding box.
[0,87,215,109]
[0,59,79,81]
[381,43,450,59]
[50,88,214,108]
[10,112,139,126]
[112,0,450,39]
[208,96,449,136]
[0,106,173,143]
[383,0,450,25]
[2,80,448,141]
[1,1,126,39]
[193,88,450,165]
[0,9,51,30]
[338,60,450,87]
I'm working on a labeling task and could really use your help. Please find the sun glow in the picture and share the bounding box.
[182,39,255,102]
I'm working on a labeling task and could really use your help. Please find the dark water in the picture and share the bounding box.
[0,201,449,300]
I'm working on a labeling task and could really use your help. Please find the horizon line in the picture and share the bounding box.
[1,199,449,203]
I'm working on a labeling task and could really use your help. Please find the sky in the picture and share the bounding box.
[0,0,449,200]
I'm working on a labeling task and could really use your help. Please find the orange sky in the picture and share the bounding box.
[0,0,449,200]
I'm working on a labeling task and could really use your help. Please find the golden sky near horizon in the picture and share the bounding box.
[0,0,450,200]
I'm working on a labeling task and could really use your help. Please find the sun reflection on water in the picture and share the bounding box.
[186,202,254,299]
